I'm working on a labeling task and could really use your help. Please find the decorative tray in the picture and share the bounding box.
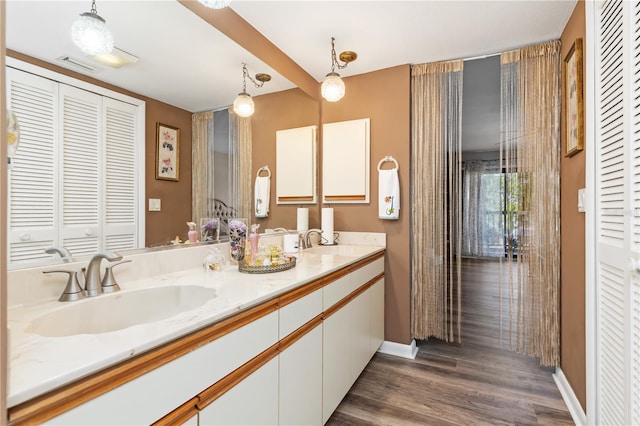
[238,258,296,274]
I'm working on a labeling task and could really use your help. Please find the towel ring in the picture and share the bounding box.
[377,155,399,171]
[256,165,271,178]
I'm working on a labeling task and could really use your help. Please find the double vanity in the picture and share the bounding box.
[6,234,385,425]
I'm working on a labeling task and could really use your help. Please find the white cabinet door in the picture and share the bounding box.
[350,290,371,384]
[199,358,279,426]
[279,325,323,425]
[369,278,385,357]
[322,305,351,424]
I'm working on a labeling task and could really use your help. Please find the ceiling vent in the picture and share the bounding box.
[56,55,103,74]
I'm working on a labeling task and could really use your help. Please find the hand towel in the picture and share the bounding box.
[255,176,270,217]
[379,169,400,220]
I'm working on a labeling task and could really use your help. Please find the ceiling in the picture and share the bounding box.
[5,0,576,115]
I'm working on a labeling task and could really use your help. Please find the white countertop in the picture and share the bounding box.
[7,244,384,408]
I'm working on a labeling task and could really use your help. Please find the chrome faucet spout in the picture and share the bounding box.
[84,251,123,297]
[45,246,72,262]
[301,228,322,249]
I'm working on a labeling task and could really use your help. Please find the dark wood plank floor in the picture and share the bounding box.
[327,258,573,425]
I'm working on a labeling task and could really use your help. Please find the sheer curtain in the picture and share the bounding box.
[500,40,561,366]
[191,109,252,224]
[462,159,502,257]
[411,60,463,343]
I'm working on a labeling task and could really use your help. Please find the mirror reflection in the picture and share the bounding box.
[5,0,319,269]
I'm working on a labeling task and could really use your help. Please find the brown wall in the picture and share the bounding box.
[560,0,586,411]
[251,88,321,229]
[6,51,193,248]
[322,65,412,344]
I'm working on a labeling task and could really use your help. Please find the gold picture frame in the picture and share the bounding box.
[156,122,180,181]
[564,38,584,157]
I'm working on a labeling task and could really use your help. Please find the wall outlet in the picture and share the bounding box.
[148,198,161,212]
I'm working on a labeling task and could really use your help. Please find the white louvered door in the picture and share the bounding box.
[103,98,138,252]
[6,61,144,267]
[594,1,640,424]
[59,84,101,257]
[6,68,59,263]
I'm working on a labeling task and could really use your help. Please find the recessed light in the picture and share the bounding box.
[91,47,138,69]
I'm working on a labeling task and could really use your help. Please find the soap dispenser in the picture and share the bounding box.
[248,224,260,262]
[187,221,198,243]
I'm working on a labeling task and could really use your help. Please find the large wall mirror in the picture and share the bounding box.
[4,0,320,269]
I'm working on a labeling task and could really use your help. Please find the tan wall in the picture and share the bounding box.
[251,88,321,230]
[5,51,193,248]
[560,0,586,411]
[322,65,412,344]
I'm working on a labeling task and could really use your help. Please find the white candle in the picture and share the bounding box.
[297,208,309,232]
[321,207,334,245]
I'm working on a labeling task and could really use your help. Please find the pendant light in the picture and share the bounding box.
[233,63,271,118]
[198,0,232,9]
[71,0,114,56]
[321,37,358,102]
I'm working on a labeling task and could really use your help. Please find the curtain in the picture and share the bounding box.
[462,160,502,257]
[191,110,251,224]
[192,111,214,223]
[500,40,561,366]
[411,60,463,343]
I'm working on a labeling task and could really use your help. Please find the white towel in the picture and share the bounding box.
[378,169,400,220]
[254,176,270,217]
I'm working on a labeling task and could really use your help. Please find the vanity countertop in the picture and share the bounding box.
[7,244,385,408]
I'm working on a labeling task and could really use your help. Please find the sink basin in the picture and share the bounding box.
[26,285,216,337]
[303,245,379,257]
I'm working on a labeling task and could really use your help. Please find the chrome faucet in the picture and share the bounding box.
[301,228,322,249]
[45,246,72,262]
[84,251,123,297]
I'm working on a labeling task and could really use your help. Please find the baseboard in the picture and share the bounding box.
[377,339,418,359]
[553,367,586,426]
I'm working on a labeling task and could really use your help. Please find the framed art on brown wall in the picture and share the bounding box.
[156,122,180,181]
[564,38,584,157]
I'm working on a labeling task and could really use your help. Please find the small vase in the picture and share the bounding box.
[228,218,248,262]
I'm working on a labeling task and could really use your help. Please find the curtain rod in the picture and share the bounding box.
[463,52,501,62]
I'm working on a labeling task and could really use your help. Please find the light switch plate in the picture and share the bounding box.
[578,188,586,213]
[148,198,161,212]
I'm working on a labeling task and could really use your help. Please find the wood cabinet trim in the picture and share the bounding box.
[152,397,200,426]
[8,251,384,426]
[323,273,384,321]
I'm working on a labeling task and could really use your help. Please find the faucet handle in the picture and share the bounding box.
[101,259,132,293]
[43,270,85,302]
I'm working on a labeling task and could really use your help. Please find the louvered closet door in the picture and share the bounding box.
[6,68,59,264]
[595,1,640,424]
[59,84,101,256]
[103,98,138,251]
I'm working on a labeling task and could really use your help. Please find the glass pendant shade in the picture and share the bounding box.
[71,12,114,56]
[321,72,346,102]
[233,92,255,118]
[198,0,232,9]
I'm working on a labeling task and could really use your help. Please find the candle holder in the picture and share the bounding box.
[228,218,247,262]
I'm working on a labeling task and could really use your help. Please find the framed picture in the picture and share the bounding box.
[564,38,584,157]
[156,122,180,181]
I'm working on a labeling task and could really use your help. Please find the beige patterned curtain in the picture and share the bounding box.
[411,60,463,343]
[232,113,252,219]
[500,40,561,366]
[192,111,214,223]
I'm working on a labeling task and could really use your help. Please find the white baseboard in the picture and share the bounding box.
[377,339,418,359]
[553,367,586,426]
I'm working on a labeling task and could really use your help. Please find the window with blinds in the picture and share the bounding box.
[6,66,144,267]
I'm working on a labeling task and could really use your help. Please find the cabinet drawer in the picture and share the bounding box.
[350,257,384,292]
[323,275,350,310]
[49,312,279,425]
[279,289,322,338]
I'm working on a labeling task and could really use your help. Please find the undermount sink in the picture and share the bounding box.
[26,285,216,337]
[303,245,378,257]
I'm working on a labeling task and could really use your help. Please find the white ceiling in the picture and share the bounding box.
[5,0,577,114]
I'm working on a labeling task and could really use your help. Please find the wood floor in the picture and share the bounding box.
[326,258,573,425]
